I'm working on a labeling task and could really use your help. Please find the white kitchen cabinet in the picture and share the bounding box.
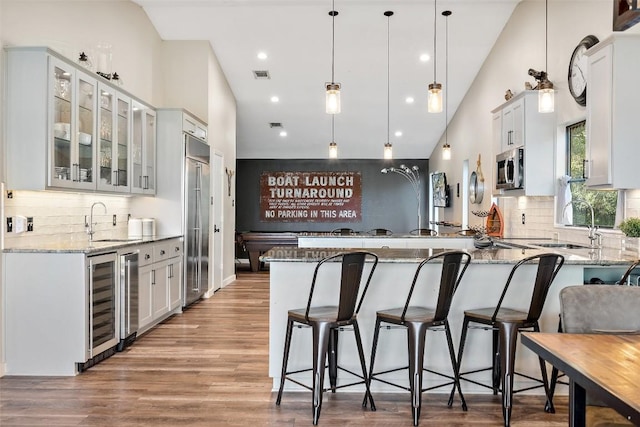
[131,101,157,195]
[491,91,555,196]
[183,114,208,142]
[138,239,183,333]
[3,251,118,376]
[97,84,131,192]
[495,96,524,153]
[4,46,153,194]
[584,34,640,189]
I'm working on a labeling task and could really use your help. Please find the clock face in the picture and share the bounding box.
[568,35,599,107]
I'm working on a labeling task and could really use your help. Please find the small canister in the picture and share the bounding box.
[128,218,143,239]
[142,218,156,237]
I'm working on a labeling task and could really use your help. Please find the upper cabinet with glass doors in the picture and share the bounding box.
[97,84,131,192]
[131,101,156,195]
[4,46,155,195]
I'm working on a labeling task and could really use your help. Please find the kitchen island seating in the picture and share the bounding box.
[275,251,379,425]
[367,228,393,236]
[366,251,471,426]
[409,228,438,236]
[453,253,564,427]
[331,227,356,235]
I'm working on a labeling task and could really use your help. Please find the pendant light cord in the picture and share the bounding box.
[433,0,437,84]
[444,11,448,145]
[387,12,391,145]
[331,0,335,84]
[545,0,548,73]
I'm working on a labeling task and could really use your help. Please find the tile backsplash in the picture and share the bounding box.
[499,189,640,250]
[3,190,131,248]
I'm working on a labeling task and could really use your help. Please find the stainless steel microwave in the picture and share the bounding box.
[496,147,524,190]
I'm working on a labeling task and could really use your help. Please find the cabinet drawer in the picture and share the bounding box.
[138,245,154,267]
[153,242,174,262]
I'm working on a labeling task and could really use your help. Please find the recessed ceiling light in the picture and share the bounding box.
[419,53,430,62]
[279,131,287,137]
[395,131,403,137]
[270,96,279,103]
[257,52,268,60]
[405,97,415,104]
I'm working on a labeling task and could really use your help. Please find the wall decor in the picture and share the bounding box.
[432,172,450,208]
[613,0,640,31]
[259,171,362,222]
[225,167,235,196]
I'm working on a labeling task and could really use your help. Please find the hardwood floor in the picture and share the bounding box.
[0,270,567,426]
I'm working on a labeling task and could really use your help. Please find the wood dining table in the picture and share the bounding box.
[521,332,640,426]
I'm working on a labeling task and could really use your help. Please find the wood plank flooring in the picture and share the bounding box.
[0,270,568,426]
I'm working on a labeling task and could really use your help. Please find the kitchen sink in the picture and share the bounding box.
[531,242,590,249]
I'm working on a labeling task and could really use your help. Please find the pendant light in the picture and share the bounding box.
[329,115,338,158]
[428,0,443,113]
[538,0,554,113]
[383,11,394,159]
[442,10,452,160]
[325,1,341,114]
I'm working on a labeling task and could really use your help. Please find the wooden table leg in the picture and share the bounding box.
[569,379,586,427]
[249,251,260,272]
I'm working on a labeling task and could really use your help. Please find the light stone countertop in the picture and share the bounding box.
[261,245,635,266]
[3,235,182,254]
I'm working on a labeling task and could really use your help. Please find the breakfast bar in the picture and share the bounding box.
[264,245,633,397]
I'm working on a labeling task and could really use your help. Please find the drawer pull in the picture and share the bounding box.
[145,254,151,260]
[160,250,166,256]
[175,246,180,252]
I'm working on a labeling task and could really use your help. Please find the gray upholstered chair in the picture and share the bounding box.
[555,285,640,426]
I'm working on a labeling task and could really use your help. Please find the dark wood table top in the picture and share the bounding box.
[522,332,640,425]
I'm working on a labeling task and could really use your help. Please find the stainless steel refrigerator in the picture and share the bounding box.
[183,135,210,307]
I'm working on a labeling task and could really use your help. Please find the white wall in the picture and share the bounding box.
[428,0,640,249]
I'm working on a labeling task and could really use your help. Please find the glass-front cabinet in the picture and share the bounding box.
[50,57,97,190]
[131,101,156,195]
[4,47,155,195]
[97,83,131,192]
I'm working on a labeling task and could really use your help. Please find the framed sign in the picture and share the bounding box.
[259,171,362,222]
[432,172,450,208]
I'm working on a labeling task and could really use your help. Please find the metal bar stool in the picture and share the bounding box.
[409,228,437,236]
[275,251,379,425]
[452,253,564,427]
[366,250,471,426]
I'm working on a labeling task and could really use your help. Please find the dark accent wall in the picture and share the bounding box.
[236,159,430,234]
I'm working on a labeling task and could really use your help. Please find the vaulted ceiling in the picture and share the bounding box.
[134,0,522,159]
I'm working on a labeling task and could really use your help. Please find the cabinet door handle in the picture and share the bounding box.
[113,170,118,187]
[151,269,155,285]
[143,175,149,190]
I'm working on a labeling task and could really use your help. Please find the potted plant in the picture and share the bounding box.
[619,217,640,255]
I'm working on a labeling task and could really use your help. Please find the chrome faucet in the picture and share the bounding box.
[563,199,602,248]
[86,202,107,241]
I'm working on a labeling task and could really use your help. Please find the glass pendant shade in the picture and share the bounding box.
[326,83,341,114]
[383,142,393,159]
[329,141,338,158]
[538,80,554,113]
[442,143,451,160]
[428,83,443,113]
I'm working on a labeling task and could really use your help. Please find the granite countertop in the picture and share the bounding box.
[261,245,635,266]
[3,235,183,254]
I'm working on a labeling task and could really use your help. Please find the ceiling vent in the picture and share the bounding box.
[253,70,271,79]
[269,122,282,128]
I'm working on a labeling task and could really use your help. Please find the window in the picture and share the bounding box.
[566,121,617,228]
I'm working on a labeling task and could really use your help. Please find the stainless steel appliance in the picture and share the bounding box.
[496,147,524,190]
[184,135,210,307]
[79,252,119,372]
[118,251,139,351]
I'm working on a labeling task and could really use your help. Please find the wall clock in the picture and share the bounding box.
[568,35,599,107]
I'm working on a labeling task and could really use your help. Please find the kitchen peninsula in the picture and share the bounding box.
[264,245,634,395]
